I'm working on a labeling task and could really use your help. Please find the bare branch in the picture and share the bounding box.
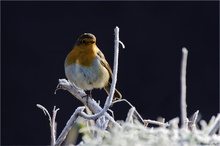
[180,47,188,128]
[36,104,59,146]
[94,116,109,139]
[54,106,85,146]
[57,79,121,128]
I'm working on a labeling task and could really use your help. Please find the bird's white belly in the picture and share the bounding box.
[64,57,109,90]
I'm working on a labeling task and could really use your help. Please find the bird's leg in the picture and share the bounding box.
[82,90,93,106]
[89,90,92,99]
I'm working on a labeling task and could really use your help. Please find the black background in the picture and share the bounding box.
[2,1,219,145]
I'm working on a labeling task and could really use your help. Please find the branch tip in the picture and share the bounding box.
[182,47,188,54]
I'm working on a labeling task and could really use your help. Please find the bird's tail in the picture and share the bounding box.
[104,82,122,100]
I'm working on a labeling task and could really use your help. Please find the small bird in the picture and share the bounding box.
[64,33,122,100]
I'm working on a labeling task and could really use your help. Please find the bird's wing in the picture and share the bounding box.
[97,50,113,77]
[97,49,122,100]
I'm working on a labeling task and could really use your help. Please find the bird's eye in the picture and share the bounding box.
[81,40,86,44]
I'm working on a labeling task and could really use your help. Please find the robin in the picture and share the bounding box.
[64,33,122,100]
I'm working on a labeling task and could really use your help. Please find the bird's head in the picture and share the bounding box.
[76,33,96,46]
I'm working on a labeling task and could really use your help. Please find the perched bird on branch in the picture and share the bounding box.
[64,33,122,100]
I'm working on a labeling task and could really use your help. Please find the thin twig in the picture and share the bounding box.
[51,106,59,146]
[112,99,170,127]
[113,99,145,124]
[36,104,59,146]
[180,47,188,128]
[169,117,180,129]
[207,113,220,136]
[119,40,125,49]
[126,107,136,123]
[36,104,52,122]
[144,119,170,127]
[190,110,199,131]
[112,98,133,107]
[184,118,189,129]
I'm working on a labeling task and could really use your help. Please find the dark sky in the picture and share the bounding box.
[2,1,219,145]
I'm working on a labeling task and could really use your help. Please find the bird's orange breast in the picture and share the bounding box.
[66,45,98,67]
